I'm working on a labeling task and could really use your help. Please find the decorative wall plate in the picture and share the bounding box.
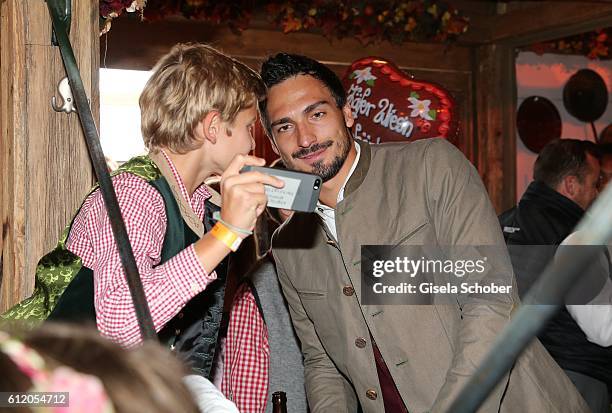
[517,96,562,153]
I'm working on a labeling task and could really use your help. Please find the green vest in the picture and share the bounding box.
[1,156,227,377]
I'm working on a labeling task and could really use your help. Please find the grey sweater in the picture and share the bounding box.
[249,259,308,413]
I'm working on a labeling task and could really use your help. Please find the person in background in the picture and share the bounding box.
[500,138,609,412]
[500,139,601,295]
[223,162,308,413]
[500,139,600,252]
[1,43,283,383]
[258,53,588,413]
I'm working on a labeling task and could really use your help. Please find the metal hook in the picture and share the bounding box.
[51,77,76,113]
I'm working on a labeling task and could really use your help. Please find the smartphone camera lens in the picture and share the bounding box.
[314,179,321,190]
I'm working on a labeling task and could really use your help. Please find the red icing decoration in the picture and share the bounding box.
[343,57,457,144]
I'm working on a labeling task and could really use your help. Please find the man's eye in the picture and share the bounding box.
[277,124,291,133]
[312,111,325,119]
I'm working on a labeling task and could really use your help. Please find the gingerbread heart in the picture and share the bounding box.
[342,57,457,144]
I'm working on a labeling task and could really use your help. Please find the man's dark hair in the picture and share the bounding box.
[599,143,612,158]
[259,53,346,136]
[533,139,600,188]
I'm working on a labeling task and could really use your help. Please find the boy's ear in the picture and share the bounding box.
[198,111,221,144]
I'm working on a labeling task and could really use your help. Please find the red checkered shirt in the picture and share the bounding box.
[66,151,217,347]
[222,282,270,413]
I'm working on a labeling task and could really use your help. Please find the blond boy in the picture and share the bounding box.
[2,43,281,377]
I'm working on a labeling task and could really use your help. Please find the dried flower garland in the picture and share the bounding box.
[100,0,469,44]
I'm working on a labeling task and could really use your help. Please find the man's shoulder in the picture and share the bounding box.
[365,138,468,191]
[370,138,461,168]
[372,137,454,154]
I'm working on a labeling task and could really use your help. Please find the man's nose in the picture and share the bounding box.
[296,122,316,148]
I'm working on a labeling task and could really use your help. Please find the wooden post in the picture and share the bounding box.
[473,43,517,214]
[0,0,98,312]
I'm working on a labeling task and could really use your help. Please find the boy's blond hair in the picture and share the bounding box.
[140,43,264,153]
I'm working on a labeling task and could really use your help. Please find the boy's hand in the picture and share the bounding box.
[219,154,284,234]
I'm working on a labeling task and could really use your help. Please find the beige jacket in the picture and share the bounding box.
[272,139,589,413]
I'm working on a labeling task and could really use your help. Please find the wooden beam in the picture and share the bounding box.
[463,2,612,46]
[102,16,472,73]
[473,43,517,213]
[0,0,27,312]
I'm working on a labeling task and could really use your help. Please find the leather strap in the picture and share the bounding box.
[46,0,156,341]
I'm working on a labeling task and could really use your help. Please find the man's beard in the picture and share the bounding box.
[291,133,351,182]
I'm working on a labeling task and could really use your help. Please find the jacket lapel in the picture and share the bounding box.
[345,139,371,198]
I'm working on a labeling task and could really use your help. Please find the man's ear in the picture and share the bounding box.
[560,175,579,198]
[342,103,355,129]
[198,111,221,145]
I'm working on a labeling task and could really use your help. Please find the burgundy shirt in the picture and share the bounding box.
[371,335,409,412]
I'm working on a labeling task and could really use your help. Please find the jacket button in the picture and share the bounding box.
[355,337,367,348]
[178,312,184,319]
[366,389,378,400]
[343,286,354,296]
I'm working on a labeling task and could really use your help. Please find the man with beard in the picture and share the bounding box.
[257,53,589,413]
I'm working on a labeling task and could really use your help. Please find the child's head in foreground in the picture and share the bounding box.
[0,324,199,413]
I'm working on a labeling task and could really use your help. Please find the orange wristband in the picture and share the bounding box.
[210,222,242,252]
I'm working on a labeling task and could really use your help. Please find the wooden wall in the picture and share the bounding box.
[0,0,98,311]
